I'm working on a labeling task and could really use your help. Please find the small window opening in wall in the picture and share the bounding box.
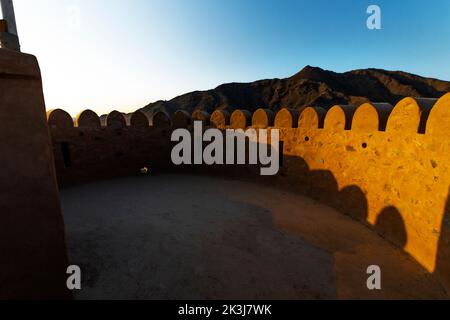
[305,136,310,142]
[61,142,72,168]
[362,143,368,149]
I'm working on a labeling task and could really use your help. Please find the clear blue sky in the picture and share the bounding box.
[10,0,450,115]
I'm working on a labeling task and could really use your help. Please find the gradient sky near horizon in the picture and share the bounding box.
[9,0,450,116]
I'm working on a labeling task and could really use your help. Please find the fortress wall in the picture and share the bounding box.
[48,109,173,187]
[49,93,450,290]
[275,94,450,290]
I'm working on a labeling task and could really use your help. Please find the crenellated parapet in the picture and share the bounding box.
[46,108,173,188]
[48,94,446,134]
[46,93,450,291]
[271,93,450,291]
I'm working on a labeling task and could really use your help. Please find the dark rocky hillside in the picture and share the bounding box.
[139,66,450,118]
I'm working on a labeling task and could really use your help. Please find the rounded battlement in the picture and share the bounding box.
[352,103,392,132]
[172,110,192,129]
[386,98,434,134]
[426,93,450,136]
[47,109,74,129]
[130,111,150,128]
[210,110,230,128]
[231,110,252,129]
[252,108,275,129]
[192,110,211,126]
[298,107,326,129]
[275,108,300,128]
[151,111,172,128]
[324,105,356,131]
[75,110,101,129]
[106,111,127,129]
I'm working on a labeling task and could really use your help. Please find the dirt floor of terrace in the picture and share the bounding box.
[60,174,448,299]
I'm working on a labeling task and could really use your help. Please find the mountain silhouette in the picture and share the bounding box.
[139,66,450,118]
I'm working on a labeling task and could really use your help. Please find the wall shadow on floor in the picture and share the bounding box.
[273,156,412,246]
[267,155,448,297]
[435,189,450,295]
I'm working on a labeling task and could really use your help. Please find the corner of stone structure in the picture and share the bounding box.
[0,47,71,299]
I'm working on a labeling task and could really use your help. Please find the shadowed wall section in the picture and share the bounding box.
[49,93,450,293]
[0,49,70,299]
[50,109,172,187]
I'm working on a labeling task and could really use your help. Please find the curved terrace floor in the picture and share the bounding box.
[60,174,447,299]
